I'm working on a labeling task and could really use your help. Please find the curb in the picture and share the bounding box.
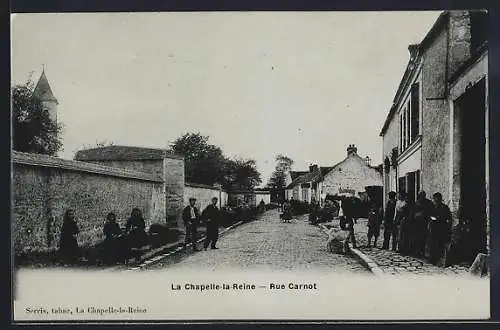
[127,220,246,270]
[318,223,384,275]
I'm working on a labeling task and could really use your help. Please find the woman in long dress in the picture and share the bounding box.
[282,200,293,223]
[59,209,80,265]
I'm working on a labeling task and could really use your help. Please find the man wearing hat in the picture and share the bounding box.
[183,197,201,251]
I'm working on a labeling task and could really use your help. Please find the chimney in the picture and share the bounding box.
[365,156,371,166]
[309,164,318,173]
[408,44,419,60]
[347,144,358,156]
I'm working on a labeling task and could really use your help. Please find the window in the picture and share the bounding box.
[398,177,406,195]
[411,83,420,140]
[399,82,421,153]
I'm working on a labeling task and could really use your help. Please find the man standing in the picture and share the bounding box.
[428,192,452,265]
[410,191,434,257]
[182,198,201,251]
[341,196,357,249]
[202,197,221,250]
[382,191,397,249]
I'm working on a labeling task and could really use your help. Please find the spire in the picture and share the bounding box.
[33,69,58,104]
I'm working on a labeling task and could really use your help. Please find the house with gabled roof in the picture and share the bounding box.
[285,145,382,205]
[320,145,382,200]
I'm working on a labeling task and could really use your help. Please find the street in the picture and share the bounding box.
[146,209,369,273]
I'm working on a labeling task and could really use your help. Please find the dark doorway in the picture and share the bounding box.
[456,77,487,260]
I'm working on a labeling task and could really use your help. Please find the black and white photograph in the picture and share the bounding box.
[10,10,490,321]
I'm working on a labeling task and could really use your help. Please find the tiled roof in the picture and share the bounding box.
[289,171,309,181]
[33,71,58,103]
[74,145,183,161]
[12,151,162,182]
[287,166,332,188]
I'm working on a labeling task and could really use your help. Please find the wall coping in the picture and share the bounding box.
[12,151,164,183]
[184,182,228,192]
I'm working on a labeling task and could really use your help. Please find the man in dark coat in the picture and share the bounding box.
[382,191,397,249]
[341,196,357,248]
[202,197,221,250]
[182,198,201,251]
[427,192,452,265]
[410,191,434,257]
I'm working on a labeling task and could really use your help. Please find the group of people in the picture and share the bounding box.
[58,207,149,265]
[367,190,452,265]
[182,197,221,251]
[57,197,224,265]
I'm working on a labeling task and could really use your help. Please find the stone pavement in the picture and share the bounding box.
[352,218,470,276]
[146,209,369,273]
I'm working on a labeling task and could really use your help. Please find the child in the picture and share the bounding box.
[367,204,382,248]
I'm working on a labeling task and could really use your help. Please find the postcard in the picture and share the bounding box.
[10,10,490,322]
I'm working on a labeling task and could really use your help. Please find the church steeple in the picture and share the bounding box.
[33,69,58,104]
[33,68,58,123]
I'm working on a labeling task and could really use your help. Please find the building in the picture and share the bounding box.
[229,189,271,207]
[285,145,382,204]
[285,165,332,204]
[379,10,489,261]
[33,69,58,124]
[74,145,185,228]
[320,145,382,200]
[283,170,309,201]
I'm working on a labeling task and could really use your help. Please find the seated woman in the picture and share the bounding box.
[125,208,148,249]
[103,212,128,264]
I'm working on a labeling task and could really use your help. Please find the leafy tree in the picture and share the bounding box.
[169,132,226,185]
[223,158,262,190]
[267,154,294,188]
[267,154,294,202]
[12,79,63,155]
[169,132,262,190]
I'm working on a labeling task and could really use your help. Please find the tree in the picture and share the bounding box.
[223,158,262,190]
[12,79,63,155]
[169,132,226,185]
[169,132,262,190]
[267,154,294,188]
[267,154,294,202]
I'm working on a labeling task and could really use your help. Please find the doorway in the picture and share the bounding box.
[455,77,487,260]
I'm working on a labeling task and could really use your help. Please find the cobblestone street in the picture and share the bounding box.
[147,209,369,273]
[352,219,470,276]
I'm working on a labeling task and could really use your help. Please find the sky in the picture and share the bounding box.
[11,11,441,186]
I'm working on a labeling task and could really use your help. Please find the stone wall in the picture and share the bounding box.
[421,11,473,205]
[81,159,164,180]
[12,152,165,255]
[76,155,185,228]
[420,18,451,204]
[184,183,228,213]
[163,157,185,228]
